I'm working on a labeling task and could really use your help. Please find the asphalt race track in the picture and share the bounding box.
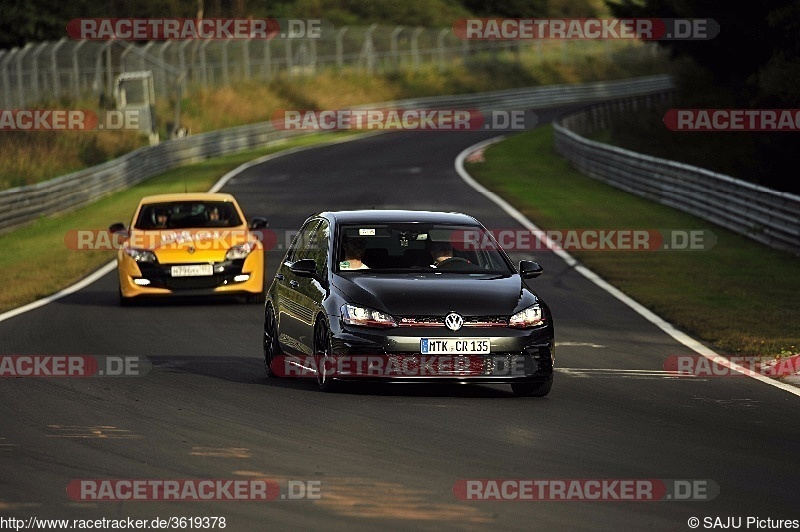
[1,110,799,531]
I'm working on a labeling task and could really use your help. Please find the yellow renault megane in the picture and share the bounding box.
[110,193,268,305]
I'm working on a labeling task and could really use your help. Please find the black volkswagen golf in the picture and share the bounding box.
[263,210,554,396]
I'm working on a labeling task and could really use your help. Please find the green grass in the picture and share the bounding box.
[0,44,673,315]
[0,133,352,314]
[4,120,796,360]
[1,41,668,190]
[467,126,799,356]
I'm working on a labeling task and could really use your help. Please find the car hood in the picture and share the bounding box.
[333,273,538,316]
[126,227,255,263]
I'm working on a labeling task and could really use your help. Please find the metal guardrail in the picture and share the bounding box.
[373,74,674,111]
[0,75,674,234]
[553,93,800,255]
[0,125,308,233]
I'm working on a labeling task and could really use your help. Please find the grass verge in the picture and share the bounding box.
[2,43,668,190]
[467,125,799,356]
[0,132,352,314]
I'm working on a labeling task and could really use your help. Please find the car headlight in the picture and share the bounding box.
[226,241,256,260]
[341,304,397,328]
[509,305,546,328]
[123,247,156,263]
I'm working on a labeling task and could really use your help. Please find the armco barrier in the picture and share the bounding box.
[0,74,674,234]
[554,96,800,255]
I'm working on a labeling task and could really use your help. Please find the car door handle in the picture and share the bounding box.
[289,280,299,288]
[276,273,285,281]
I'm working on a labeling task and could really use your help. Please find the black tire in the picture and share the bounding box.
[263,305,280,378]
[511,379,552,397]
[314,319,337,392]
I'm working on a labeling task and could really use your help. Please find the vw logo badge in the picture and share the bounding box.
[188,246,195,254]
[445,312,463,331]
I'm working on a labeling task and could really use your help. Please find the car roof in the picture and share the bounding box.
[138,193,238,204]
[320,210,481,225]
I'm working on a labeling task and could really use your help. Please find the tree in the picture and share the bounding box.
[0,1,75,48]
[607,0,800,192]
[607,0,800,105]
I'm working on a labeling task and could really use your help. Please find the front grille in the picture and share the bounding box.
[398,316,443,327]
[397,315,509,327]
[136,259,246,291]
[164,276,226,290]
[465,315,510,327]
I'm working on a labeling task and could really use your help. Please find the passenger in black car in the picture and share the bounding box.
[340,238,370,270]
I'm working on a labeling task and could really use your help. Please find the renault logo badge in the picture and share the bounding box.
[445,312,463,331]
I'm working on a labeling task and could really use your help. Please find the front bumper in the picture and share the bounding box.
[117,251,264,298]
[323,322,554,384]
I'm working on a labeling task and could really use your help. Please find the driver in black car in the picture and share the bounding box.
[427,240,471,269]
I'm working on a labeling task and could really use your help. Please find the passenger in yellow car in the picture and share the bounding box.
[154,208,170,229]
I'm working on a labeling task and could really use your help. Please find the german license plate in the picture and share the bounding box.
[171,264,213,277]
[420,338,490,354]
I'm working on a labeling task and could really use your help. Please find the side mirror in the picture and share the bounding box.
[519,260,543,279]
[289,258,317,278]
[250,217,269,230]
[109,222,127,234]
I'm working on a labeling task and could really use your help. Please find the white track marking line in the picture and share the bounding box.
[455,136,800,398]
[0,262,117,323]
[556,368,701,379]
[0,133,376,324]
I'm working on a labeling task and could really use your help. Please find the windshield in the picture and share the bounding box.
[336,223,514,274]
[134,201,243,230]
